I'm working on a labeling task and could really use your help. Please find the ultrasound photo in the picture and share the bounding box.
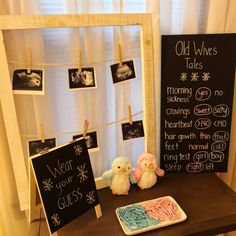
[68,67,96,89]
[28,138,56,157]
[110,60,136,84]
[122,120,145,140]
[12,69,44,95]
[73,131,99,151]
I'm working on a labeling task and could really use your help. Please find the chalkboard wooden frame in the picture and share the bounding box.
[0,14,155,211]
[30,137,102,235]
[160,34,236,174]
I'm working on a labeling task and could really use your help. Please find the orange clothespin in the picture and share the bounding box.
[118,43,122,67]
[128,105,133,125]
[39,124,45,143]
[26,48,32,74]
[78,49,82,74]
[83,120,89,137]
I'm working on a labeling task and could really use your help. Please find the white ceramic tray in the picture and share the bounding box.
[115,196,187,235]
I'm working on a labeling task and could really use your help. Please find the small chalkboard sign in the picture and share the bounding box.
[161,34,236,173]
[30,138,101,234]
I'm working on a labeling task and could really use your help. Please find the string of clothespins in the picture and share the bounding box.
[16,45,141,141]
[21,109,143,139]
[8,48,140,68]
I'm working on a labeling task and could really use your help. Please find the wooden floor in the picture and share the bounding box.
[30,173,236,236]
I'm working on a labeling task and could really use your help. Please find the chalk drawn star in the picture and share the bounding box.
[42,178,54,191]
[191,72,199,81]
[86,191,96,204]
[51,213,61,227]
[77,163,88,182]
[74,144,83,156]
[180,72,187,81]
[202,72,210,81]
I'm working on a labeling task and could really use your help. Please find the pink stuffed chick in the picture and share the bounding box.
[134,153,164,190]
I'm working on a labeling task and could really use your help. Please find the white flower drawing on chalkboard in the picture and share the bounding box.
[180,72,187,81]
[77,163,88,182]
[42,178,54,191]
[51,213,61,227]
[74,144,83,156]
[191,72,199,81]
[86,191,96,204]
[202,72,210,81]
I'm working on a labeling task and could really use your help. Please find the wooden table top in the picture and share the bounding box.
[37,173,236,236]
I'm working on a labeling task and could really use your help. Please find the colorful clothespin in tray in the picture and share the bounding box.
[128,105,133,125]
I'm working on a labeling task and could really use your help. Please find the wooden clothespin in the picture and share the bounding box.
[78,49,82,74]
[26,48,32,74]
[118,43,123,67]
[39,124,45,143]
[83,120,89,137]
[128,105,133,125]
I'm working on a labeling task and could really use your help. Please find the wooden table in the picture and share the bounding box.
[37,173,236,236]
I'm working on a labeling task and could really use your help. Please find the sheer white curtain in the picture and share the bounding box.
[206,1,236,200]
[0,0,235,235]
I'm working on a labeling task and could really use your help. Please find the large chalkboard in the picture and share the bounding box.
[31,138,99,234]
[161,34,236,173]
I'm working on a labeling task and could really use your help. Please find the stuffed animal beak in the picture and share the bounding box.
[148,163,155,169]
[121,167,127,173]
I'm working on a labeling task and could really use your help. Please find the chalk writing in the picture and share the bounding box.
[194,104,212,116]
[212,131,229,142]
[211,142,226,152]
[213,120,227,128]
[209,151,224,162]
[188,143,209,150]
[74,144,83,156]
[195,87,211,101]
[164,119,193,128]
[178,132,197,142]
[180,72,187,81]
[47,159,73,179]
[166,87,192,97]
[163,153,191,164]
[186,163,204,173]
[166,108,190,118]
[57,187,83,210]
[42,178,54,192]
[164,141,179,150]
[55,176,73,195]
[164,163,182,172]
[86,191,96,204]
[195,118,212,130]
[51,214,61,227]
[213,104,230,117]
[199,131,211,140]
[77,164,88,182]
[202,72,210,81]
[193,151,208,163]
[191,72,199,81]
